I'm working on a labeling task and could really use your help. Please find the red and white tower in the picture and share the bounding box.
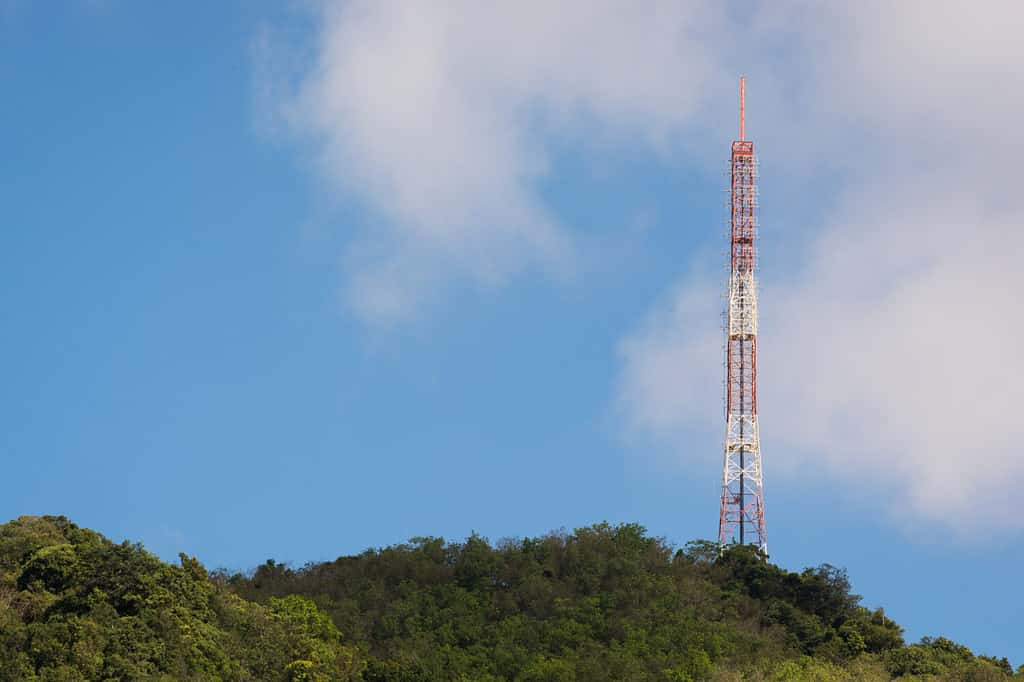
[718,77,767,555]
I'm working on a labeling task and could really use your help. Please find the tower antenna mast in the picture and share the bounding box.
[718,76,767,555]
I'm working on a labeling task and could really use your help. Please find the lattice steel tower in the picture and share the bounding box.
[718,77,767,555]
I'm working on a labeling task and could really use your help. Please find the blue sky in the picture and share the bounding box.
[2,1,1023,666]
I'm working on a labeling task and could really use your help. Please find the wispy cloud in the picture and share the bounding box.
[257,1,730,324]
[260,1,1024,535]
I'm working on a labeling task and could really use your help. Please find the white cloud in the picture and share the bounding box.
[771,186,1023,530]
[619,1,1024,536]
[261,1,732,323]
[263,1,1024,534]
[618,276,721,443]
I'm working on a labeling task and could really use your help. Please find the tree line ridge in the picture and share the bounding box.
[0,516,1017,681]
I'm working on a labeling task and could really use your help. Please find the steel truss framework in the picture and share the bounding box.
[718,78,767,555]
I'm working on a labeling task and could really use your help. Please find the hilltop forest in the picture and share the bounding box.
[0,516,1018,681]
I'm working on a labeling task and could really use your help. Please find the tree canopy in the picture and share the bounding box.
[0,516,1017,681]
[0,516,361,681]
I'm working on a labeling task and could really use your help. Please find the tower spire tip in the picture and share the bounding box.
[739,76,746,141]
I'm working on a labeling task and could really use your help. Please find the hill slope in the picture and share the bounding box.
[0,516,359,680]
[0,516,1018,681]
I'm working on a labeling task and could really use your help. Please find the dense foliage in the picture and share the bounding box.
[0,516,1018,680]
[228,523,1021,681]
[0,516,361,680]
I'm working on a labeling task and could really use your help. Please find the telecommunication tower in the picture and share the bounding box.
[718,77,767,555]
